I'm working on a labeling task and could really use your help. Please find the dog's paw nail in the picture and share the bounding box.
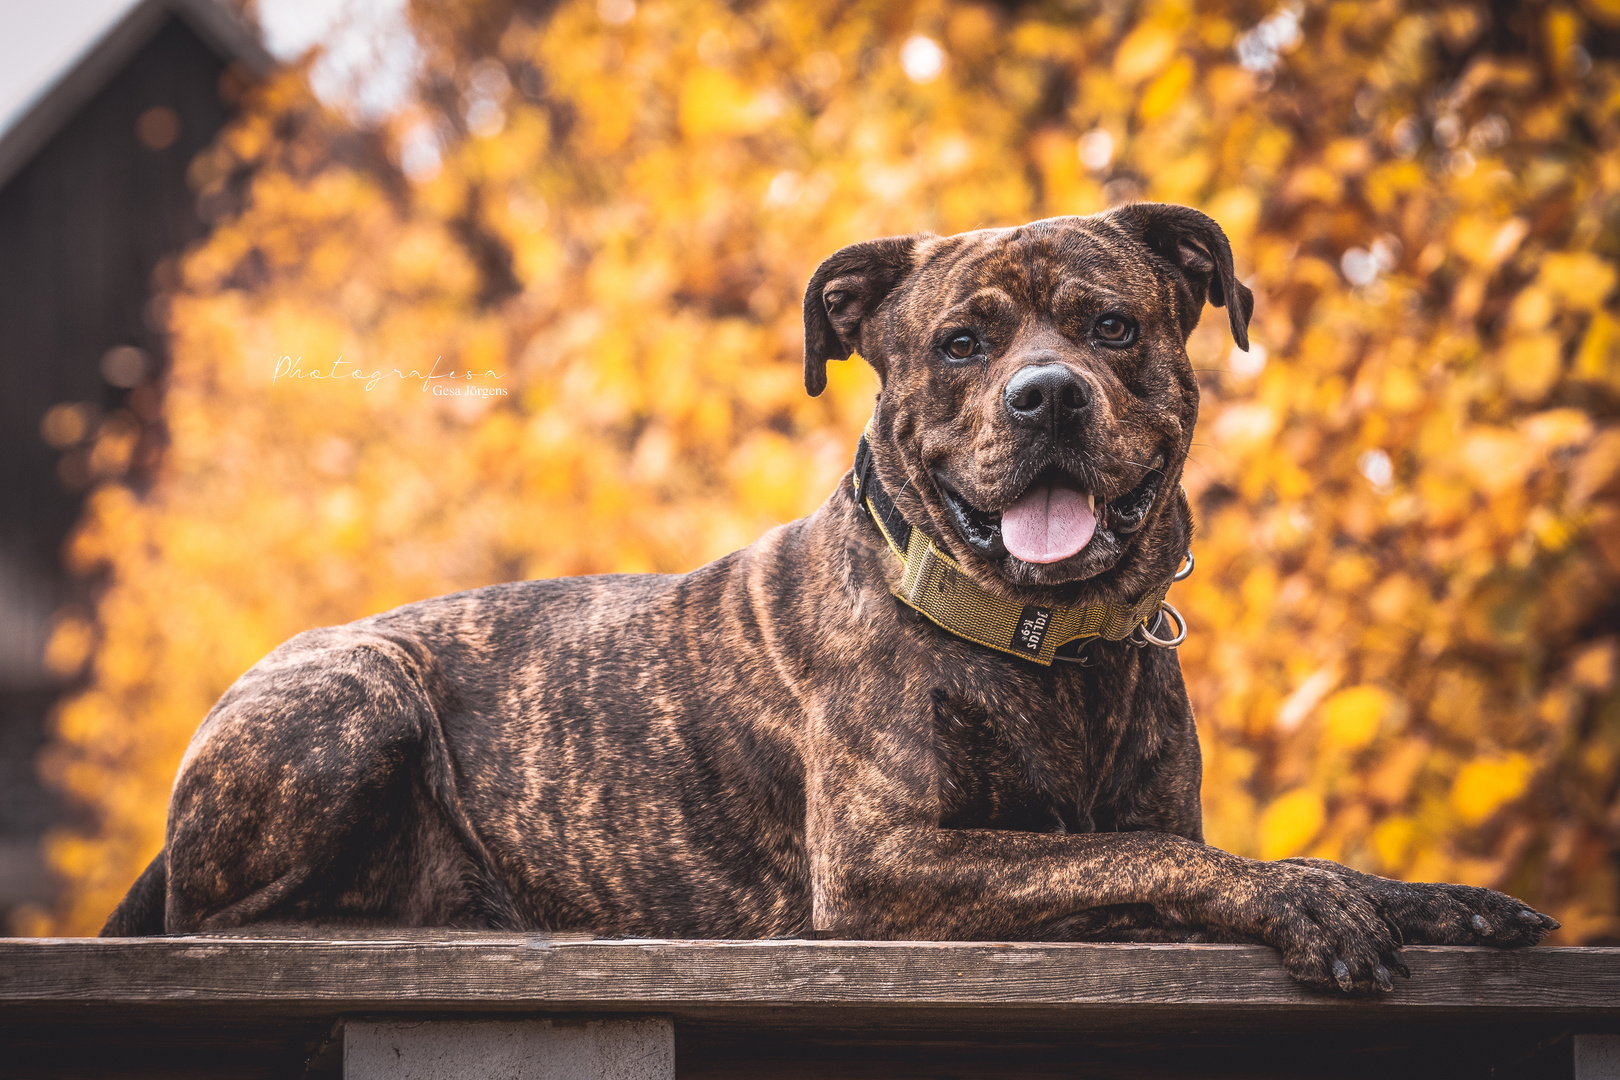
[1521,909,1558,930]
[1331,959,1352,991]
[1374,965,1392,992]
[1470,914,1491,936]
[1392,959,1411,979]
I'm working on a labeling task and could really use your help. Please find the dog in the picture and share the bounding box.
[104,203,1557,993]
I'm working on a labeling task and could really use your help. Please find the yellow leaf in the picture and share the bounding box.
[1570,638,1617,692]
[1322,685,1390,751]
[1323,137,1372,177]
[1509,287,1554,332]
[1500,333,1563,400]
[1380,366,1423,411]
[1546,8,1583,72]
[43,616,95,679]
[1581,0,1620,28]
[1113,23,1178,85]
[1372,816,1418,872]
[1150,149,1211,204]
[1569,428,1620,504]
[1540,252,1618,311]
[1458,426,1533,494]
[1259,789,1325,860]
[946,6,998,49]
[1574,311,1620,384]
[1364,161,1424,214]
[1139,56,1194,121]
[1451,754,1534,826]
[1282,165,1340,204]
[1523,408,1593,452]
[678,69,779,137]
[1202,187,1261,246]
[1451,215,1528,268]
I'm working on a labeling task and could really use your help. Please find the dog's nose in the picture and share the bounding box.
[1003,363,1090,431]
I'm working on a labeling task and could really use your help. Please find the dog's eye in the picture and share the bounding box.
[942,333,978,360]
[1095,314,1137,347]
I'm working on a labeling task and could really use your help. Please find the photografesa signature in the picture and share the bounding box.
[271,355,507,393]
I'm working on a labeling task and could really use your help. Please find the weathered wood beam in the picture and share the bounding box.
[3,935,1617,1022]
[3,938,1618,1078]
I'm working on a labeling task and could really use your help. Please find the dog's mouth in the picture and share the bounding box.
[935,456,1165,566]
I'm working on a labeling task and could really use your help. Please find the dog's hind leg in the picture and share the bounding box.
[159,628,516,933]
[100,851,167,936]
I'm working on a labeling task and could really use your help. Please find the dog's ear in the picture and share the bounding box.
[1106,203,1254,351]
[802,235,919,396]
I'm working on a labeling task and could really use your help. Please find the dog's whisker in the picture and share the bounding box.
[1179,455,1218,482]
[1092,448,1166,477]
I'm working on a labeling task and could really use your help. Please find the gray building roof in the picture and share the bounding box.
[0,0,273,192]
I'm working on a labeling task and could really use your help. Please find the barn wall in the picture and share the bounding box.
[0,15,238,926]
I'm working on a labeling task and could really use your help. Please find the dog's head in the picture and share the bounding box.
[804,204,1252,604]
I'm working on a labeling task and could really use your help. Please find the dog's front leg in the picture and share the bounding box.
[807,737,1415,994]
[812,819,1410,992]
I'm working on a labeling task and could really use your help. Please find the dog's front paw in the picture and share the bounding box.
[1241,862,1407,995]
[1280,859,1560,948]
[1362,879,1558,947]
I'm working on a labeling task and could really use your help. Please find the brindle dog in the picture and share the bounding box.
[105,203,1556,994]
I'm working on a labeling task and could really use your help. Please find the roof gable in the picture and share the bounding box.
[0,0,273,191]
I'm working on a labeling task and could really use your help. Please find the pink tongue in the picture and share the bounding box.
[1000,483,1096,564]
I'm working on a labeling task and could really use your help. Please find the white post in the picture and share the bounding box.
[343,1017,675,1080]
[1576,1035,1620,1080]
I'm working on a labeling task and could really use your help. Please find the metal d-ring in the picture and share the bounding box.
[1174,549,1194,582]
[1136,600,1188,649]
[1053,638,1096,665]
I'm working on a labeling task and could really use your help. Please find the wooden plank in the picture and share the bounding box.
[2,935,1617,1020]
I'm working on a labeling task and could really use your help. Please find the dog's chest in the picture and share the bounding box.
[930,692,1110,834]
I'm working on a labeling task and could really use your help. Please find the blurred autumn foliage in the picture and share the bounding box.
[28,0,1620,940]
